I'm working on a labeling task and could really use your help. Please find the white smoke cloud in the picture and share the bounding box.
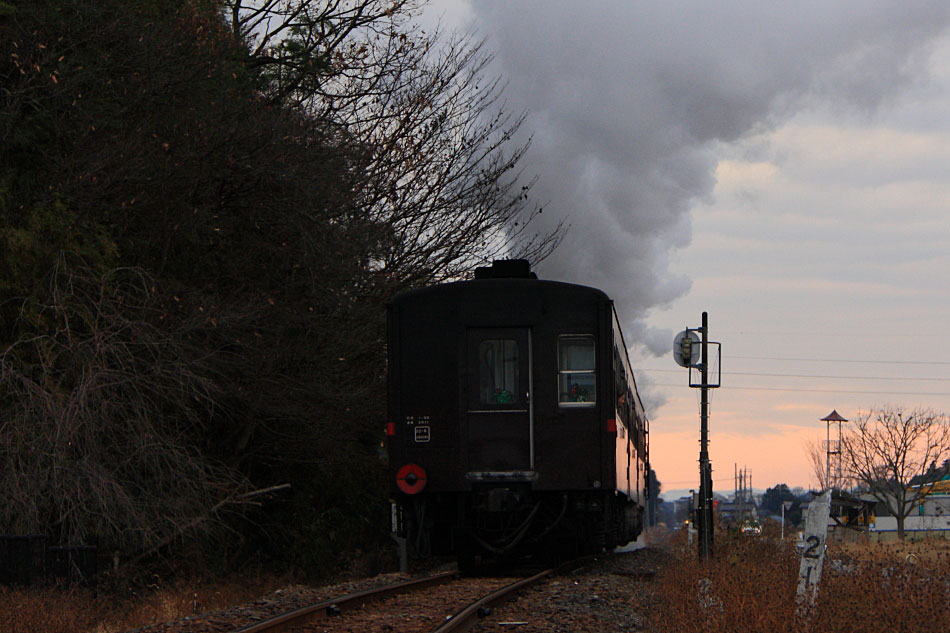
[457,1,950,355]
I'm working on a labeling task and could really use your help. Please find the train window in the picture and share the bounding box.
[558,336,595,406]
[478,339,521,406]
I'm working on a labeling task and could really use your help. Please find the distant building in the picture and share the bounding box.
[800,490,876,543]
[717,495,758,529]
[672,496,693,527]
[867,475,950,541]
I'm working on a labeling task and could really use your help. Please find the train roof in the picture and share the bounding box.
[391,260,610,305]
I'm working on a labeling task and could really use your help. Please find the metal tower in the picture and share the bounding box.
[821,409,847,491]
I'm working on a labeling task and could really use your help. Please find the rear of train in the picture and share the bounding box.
[387,260,649,567]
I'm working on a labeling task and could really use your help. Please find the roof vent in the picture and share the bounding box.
[474,259,537,280]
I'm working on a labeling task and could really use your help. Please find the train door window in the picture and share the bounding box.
[558,335,595,406]
[478,339,521,406]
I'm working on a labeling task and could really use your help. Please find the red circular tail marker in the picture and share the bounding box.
[396,463,427,495]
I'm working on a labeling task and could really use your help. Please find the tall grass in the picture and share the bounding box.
[0,586,100,633]
[0,575,287,633]
[652,531,950,633]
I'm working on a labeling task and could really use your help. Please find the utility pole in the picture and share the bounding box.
[674,312,720,559]
[735,464,739,526]
[735,464,751,527]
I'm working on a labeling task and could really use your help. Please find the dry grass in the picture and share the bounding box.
[834,536,950,564]
[0,574,289,633]
[0,544,398,632]
[652,530,950,633]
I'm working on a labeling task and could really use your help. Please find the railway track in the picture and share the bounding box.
[230,560,588,633]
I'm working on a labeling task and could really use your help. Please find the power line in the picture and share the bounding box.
[637,368,950,382]
[660,478,735,486]
[648,383,950,397]
[730,354,950,366]
[722,330,921,339]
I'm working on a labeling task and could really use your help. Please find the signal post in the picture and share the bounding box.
[674,312,720,559]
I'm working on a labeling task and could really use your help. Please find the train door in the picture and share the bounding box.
[465,328,532,472]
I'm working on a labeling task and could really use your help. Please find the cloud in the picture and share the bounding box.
[632,368,670,413]
[458,1,950,355]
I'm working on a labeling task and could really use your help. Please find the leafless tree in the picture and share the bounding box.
[841,406,950,539]
[803,436,854,492]
[804,437,829,492]
[225,0,422,105]
[0,257,252,558]
[224,0,562,288]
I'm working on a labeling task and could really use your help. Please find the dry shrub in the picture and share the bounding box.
[0,586,99,633]
[0,260,246,558]
[0,573,289,633]
[816,539,950,632]
[653,532,950,633]
[654,533,799,633]
[95,575,289,633]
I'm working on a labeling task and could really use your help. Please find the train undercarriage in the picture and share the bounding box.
[394,487,643,570]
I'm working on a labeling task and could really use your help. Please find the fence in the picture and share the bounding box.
[0,536,97,586]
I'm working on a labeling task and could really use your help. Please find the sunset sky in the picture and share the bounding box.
[421,2,950,496]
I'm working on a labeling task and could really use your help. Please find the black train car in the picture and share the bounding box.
[387,260,649,566]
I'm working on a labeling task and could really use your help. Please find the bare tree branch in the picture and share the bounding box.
[804,437,829,491]
[841,406,950,539]
[0,258,252,556]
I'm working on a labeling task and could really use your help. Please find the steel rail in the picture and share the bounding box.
[231,570,458,633]
[431,568,552,633]
[432,557,594,633]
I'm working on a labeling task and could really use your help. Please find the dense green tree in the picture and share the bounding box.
[760,484,802,526]
[909,457,950,486]
[1,0,374,563]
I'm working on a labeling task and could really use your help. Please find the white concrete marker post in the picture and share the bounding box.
[796,489,832,617]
